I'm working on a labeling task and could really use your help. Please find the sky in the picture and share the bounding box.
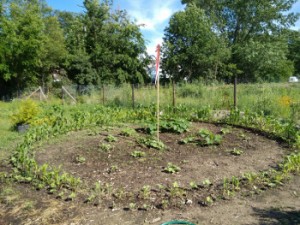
[46,0,300,56]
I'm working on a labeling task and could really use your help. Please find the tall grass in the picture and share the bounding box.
[56,82,300,121]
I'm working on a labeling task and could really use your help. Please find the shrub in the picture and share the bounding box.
[11,99,41,128]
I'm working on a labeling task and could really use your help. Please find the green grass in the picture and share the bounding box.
[0,101,23,160]
[58,82,300,121]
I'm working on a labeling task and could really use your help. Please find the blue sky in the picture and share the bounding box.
[46,0,300,55]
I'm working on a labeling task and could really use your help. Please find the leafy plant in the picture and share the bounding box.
[202,179,212,186]
[163,163,181,174]
[160,119,190,134]
[180,136,195,144]
[99,143,112,152]
[75,155,86,164]
[198,129,222,146]
[220,127,232,135]
[11,99,41,127]
[105,135,118,142]
[130,150,146,158]
[230,148,244,156]
[189,181,198,189]
[120,128,137,137]
[139,138,165,150]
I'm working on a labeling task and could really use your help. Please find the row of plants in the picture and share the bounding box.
[4,99,300,209]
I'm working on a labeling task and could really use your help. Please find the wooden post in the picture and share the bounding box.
[172,80,176,112]
[155,44,161,141]
[234,75,237,108]
[131,83,135,109]
[102,84,105,105]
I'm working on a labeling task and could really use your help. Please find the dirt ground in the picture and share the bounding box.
[0,122,299,225]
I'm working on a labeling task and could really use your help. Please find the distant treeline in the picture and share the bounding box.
[0,0,299,97]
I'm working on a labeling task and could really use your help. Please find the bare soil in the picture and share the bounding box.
[1,122,299,225]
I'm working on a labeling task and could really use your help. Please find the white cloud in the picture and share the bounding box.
[120,0,184,54]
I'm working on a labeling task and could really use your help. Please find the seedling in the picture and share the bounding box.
[105,135,118,142]
[198,129,222,146]
[99,143,112,152]
[180,136,195,144]
[220,127,232,135]
[202,179,212,186]
[163,163,181,174]
[75,155,86,164]
[230,148,244,156]
[189,181,198,189]
[139,138,165,150]
[120,128,137,137]
[140,185,151,199]
[130,150,146,158]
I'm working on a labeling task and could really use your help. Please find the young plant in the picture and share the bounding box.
[198,129,222,146]
[120,128,137,137]
[163,163,181,174]
[130,150,146,158]
[75,155,86,164]
[139,138,165,150]
[105,135,118,142]
[140,185,151,200]
[99,143,112,152]
[202,179,212,186]
[229,148,244,156]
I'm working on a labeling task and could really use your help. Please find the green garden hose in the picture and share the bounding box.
[160,220,195,225]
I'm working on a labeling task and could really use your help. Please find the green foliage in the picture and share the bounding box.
[179,0,299,82]
[105,135,118,142]
[162,4,229,82]
[120,128,137,137]
[130,150,146,158]
[163,163,181,174]
[198,129,222,146]
[160,119,190,134]
[139,137,165,150]
[11,99,41,127]
[229,148,244,156]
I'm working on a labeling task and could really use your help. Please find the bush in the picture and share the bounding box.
[11,99,41,128]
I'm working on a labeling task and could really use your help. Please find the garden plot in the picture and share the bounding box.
[35,122,288,210]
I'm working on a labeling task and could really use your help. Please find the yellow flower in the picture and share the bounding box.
[279,96,293,107]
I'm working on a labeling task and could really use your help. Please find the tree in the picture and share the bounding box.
[285,29,300,75]
[181,0,299,82]
[0,0,45,94]
[82,0,150,85]
[161,4,230,82]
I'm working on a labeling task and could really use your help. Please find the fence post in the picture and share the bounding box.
[172,80,176,112]
[131,83,135,109]
[102,84,105,105]
[234,75,237,108]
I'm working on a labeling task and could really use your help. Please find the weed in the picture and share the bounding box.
[108,165,119,173]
